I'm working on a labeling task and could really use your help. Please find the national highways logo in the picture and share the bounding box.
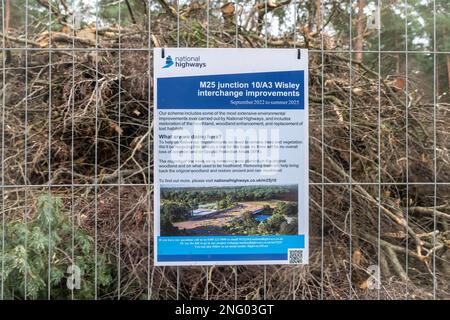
[162,55,174,68]
[162,55,207,69]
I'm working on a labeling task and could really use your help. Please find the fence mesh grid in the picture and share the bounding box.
[0,0,449,300]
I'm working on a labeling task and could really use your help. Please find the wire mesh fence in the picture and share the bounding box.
[0,0,449,300]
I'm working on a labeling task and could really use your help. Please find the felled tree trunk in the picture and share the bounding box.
[220,2,236,30]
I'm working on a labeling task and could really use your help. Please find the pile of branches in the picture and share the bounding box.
[1,0,449,299]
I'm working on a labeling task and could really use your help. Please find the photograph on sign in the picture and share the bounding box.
[154,48,308,265]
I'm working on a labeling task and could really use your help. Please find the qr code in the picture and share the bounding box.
[288,249,304,264]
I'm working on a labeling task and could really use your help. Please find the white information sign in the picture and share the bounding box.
[154,48,308,266]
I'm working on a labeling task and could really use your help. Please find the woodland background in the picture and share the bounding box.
[0,0,449,299]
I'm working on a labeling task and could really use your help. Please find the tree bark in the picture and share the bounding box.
[315,0,321,31]
[355,0,365,64]
[5,0,10,32]
[446,55,450,93]
[444,27,450,92]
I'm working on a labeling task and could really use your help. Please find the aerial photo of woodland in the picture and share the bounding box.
[160,185,299,236]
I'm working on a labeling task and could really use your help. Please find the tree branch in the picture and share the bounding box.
[409,206,450,221]
[125,0,137,24]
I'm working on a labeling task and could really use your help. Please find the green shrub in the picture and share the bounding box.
[273,202,298,216]
[0,194,113,299]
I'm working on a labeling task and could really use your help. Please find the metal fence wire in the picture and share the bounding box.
[0,0,449,300]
